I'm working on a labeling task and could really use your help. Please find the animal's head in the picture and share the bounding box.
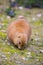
[13,33,27,49]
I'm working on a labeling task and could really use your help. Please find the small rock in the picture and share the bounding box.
[23,57,28,61]
[0,23,4,26]
[41,62,43,65]
[40,50,43,53]
[19,6,23,10]
[22,57,26,60]
[0,53,2,55]
[26,52,31,58]
[2,55,6,58]
[7,52,11,54]
[1,17,4,21]
[37,13,42,17]
[16,61,21,64]
[0,26,1,29]
[35,38,41,41]
[27,52,31,55]
[7,42,11,45]
[35,32,39,36]
[1,30,6,33]
[7,16,10,19]
[32,17,36,21]
[4,58,8,60]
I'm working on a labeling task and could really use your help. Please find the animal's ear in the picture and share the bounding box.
[18,36,20,38]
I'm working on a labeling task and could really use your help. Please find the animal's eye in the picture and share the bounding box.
[18,36,20,38]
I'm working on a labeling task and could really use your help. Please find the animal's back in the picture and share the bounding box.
[7,19,31,41]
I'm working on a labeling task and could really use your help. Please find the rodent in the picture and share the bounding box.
[7,16,32,49]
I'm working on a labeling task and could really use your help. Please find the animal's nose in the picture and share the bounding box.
[19,42,21,44]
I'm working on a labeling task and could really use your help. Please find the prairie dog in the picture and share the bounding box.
[7,16,32,49]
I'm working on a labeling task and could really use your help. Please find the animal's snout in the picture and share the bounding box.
[19,42,21,44]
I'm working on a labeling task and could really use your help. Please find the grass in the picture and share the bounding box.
[0,8,43,65]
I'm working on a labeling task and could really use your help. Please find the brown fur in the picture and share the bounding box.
[7,17,32,49]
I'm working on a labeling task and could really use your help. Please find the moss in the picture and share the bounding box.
[0,32,7,40]
[32,20,42,26]
[31,52,37,58]
[26,11,31,15]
